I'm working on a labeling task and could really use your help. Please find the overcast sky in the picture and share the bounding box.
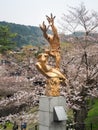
[0,0,98,27]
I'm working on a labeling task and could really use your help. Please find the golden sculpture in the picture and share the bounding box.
[36,53,65,79]
[40,13,60,69]
[36,53,66,96]
[36,14,67,96]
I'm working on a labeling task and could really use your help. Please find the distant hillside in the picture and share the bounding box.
[0,21,97,48]
[0,21,48,47]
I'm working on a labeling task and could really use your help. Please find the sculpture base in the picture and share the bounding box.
[46,78,60,96]
[39,96,67,130]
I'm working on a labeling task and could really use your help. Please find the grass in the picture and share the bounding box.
[61,42,74,50]
[28,106,38,114]
[27,123,38,130]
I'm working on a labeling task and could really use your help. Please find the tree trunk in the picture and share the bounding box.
[73,106,88,130]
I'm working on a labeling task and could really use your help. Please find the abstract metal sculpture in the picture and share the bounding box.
[36,14,68,96]
[39,13,60,69]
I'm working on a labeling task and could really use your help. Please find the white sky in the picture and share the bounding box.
[0,0,98,27]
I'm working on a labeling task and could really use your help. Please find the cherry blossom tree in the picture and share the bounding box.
[59,3,98,129]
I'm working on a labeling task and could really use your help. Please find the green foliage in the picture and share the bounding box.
[0,121,13,130]
[85,98,98,130]
[66,109,74,124]
[0,21,46,47]
[0,25,17,53]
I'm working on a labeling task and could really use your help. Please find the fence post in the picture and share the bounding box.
[90,123,92,130]
[35,125,37,130]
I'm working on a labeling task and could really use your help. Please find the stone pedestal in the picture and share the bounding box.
[39,96,67,130]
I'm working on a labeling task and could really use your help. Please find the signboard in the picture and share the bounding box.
[53,106,67,122]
